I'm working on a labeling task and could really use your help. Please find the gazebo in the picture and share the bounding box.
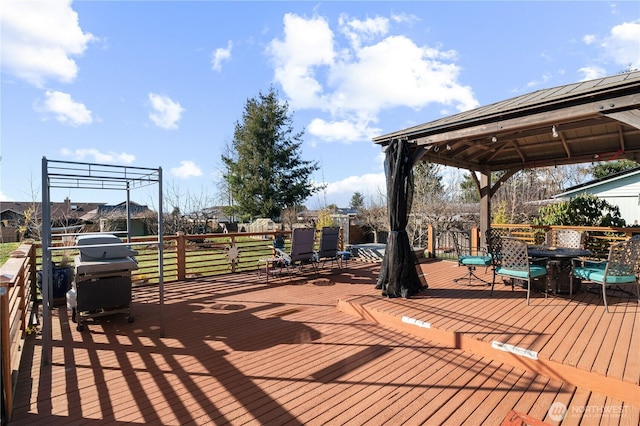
[372,71,640,297]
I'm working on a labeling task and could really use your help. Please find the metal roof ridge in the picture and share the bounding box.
[555,166,640,196]
[373,70,640,142]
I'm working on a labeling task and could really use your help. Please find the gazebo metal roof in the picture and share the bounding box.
[373,71,640,173]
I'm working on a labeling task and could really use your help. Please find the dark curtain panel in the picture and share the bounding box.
[376,138,427,298]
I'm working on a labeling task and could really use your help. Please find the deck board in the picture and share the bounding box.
[9,260,640,425]
[341,260,640,398]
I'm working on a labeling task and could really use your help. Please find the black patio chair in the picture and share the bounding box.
[570,238,640,312]
[450,231,491,286]
[494,237,549,305]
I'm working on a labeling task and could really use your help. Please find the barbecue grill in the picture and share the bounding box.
[67,234,138,331]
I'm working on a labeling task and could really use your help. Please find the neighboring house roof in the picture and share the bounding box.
[0,199,156,223]
[80,201,152,221]
[191,206,232,223]
[335,208,359,216]
[97,202,149,216]
[250,218,276,226]
[0,208,25,217]
[0,200,105,221]
[553,166,640,198]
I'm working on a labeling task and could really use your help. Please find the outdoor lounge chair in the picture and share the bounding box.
[570,238,640,312]
[494,237,549,305]
[274,227,318,279]
[314,226,341,269]
[450,231,491,286]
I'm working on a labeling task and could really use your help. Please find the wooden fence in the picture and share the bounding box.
[127,231,308,285]
[0,242,37,421]
[26,229,345,287]
[428,224,639,259]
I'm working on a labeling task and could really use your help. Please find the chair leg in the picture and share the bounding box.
[490,273,495,296]
[569,275,573,299]
[602,284,609,313]
[526,278,530,305]
[453,266,490,286]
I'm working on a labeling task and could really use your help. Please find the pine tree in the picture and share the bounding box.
[221,88,320,221]
[349,192,365,210]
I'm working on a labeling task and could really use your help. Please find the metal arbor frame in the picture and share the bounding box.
[40,158,164,365]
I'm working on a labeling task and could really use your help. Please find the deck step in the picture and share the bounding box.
[350,244,385,263]
[337,294,640,407]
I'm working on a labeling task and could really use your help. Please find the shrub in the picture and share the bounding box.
[533,194,626,227]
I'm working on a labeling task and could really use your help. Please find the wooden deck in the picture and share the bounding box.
[8,259,640,425]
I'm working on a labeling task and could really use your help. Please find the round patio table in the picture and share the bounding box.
[528,246,591,294]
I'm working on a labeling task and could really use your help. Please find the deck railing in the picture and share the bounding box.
[426,224,639,259]
[128,231,309,285]
[27,229,344,287]
[0,242,37,421]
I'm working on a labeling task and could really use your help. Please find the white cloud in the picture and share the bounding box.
[390,12,420,25]
[525,73,552,89]
[36,90,93,126]
[577,66,607,81]
[0,0,95,87]
[307,117,380,143]
[600,20,640,69]
[212,40,233,72]
[170,161,203,178]
[0,190,14,202]
[339,14,389,50]
[60,148,135,164]
[325,172,387,204]
[267,13,478,144]
[267,13,335,110]
[148,93,184,130]
[580,20,640,76]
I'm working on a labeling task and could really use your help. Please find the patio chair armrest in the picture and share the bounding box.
[479,248,492,256]
[572,257,606,268]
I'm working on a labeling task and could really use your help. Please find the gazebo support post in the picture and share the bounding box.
[479,171,491,245]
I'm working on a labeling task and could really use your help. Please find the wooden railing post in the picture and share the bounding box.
[426,225,435,258]
[1,285,11,420]
[29,244,37,304]
[176,232,186,281]
[229,235,237,273]
[471,226,480,255]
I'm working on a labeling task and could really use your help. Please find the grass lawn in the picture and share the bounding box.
[1,242,20,266]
